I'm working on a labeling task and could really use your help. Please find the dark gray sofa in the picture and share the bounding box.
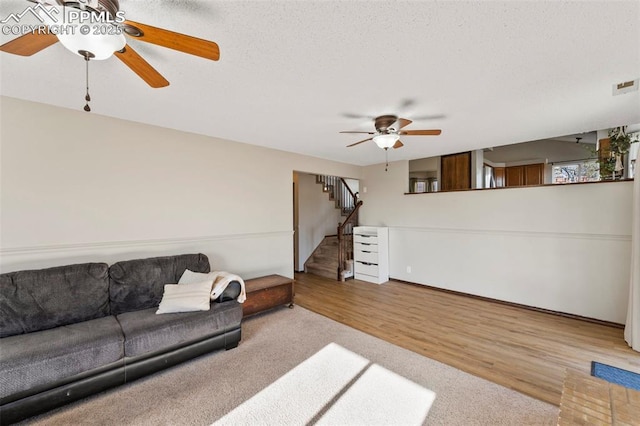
[0,253,242,425]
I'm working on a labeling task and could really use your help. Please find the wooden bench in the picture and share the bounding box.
[242,274,294,317]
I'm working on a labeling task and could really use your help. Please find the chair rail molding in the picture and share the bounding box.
[0,231,294,277]
[390,226,631,242]
[0,230,294,255]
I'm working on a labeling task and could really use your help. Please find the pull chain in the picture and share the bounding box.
[79,50,95,112]
[84,55,91,112]
[385,148,389,172]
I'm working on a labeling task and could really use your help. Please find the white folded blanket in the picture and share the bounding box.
[209,271,246,303]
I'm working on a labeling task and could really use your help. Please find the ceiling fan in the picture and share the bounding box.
[0,0,219,93]
[341,115,442,150]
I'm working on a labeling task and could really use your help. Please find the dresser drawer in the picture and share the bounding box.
[354,234,378,244]
[355,261,379,276]
[354,250,378,264]
[354,242,378,253]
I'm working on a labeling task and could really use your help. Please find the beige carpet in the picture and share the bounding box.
[23,307,558,425]
[214,342,437,425]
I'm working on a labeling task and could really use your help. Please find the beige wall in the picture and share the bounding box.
[0,97,361,276]
[359,160,633,323]
[1,96,634,323]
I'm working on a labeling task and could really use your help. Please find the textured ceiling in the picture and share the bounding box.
[1,0,639,166]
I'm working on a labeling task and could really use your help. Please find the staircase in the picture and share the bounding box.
[305,236,340,280]
[304,175,361,281]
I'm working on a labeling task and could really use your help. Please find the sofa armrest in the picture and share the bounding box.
[214,281,241,303]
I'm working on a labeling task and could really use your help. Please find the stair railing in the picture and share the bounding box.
[316,175,357,215]
[339,178,356,215]
[337,199,362,281]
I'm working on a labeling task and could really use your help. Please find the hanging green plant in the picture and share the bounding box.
[608,126,636,155]
[598,156,616,176]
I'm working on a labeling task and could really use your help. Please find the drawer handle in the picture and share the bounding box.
[356,261,377,266]
[360,243,371,246]
[361,250,371,253]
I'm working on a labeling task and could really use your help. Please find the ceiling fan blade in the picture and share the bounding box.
[393,140,404,149]
[411,113,446,121]
[122,21,220,61]
[0,32,58,56]
[341,112,375,120]
[399,129,442,136]
[114,45,170,88]
[347,138,373,147]
[340,131,375,134]
[397,118,412,129]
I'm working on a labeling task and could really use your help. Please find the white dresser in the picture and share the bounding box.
[353,226,389,284]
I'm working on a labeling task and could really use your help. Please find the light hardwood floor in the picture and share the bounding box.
[293,272,640,406]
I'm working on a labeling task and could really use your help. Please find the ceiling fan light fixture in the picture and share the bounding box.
[57,32,126,60]
[38,4,126,60]
[373,133,400,149]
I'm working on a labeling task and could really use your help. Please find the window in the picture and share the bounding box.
[552,160,600,184]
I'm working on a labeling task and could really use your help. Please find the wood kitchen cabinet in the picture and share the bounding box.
[441,152,471,191]
[494,167,506,187]
[505,163,544,187]
[505,166,524,187]
[598,138,613,179]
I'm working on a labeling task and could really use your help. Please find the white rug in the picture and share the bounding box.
[215,342,435,425]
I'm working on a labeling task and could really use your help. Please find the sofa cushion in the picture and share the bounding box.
[0,263,110,338]
[178,269,218,285]
[0,316,124,399]
[109,253,210,315]
[117,301,242,358]
[156,281,213,314]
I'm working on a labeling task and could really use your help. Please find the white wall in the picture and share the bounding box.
[359,160,633,323]
[0,97,361,277]
[344,178,359,195]
[409,157,439,172]
[296,172,343,271]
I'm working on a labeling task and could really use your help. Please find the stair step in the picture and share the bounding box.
[313,246,337,254]
[310,256,338,266]
[306,260,338,270]
[305,263,338,280]
[316,242,337,248]
[316,249,338,257]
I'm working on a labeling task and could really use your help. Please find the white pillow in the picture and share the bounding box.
[178,269,218,285]
[156,280,212,314]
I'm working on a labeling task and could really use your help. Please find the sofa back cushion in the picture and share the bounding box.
[0,263,110,338]
[108,253,210,315]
